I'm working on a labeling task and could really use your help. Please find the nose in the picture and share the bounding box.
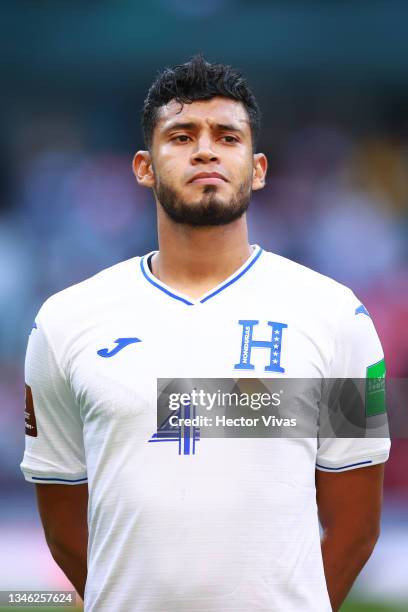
[191,136,219,165]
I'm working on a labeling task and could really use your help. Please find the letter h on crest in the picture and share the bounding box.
[234,320,287,373]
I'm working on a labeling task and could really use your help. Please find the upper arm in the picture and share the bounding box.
[316,289,390,473]
[20,306,87,485]
[316,292,388,534]
[36,483,88,545]
[316,463,384,535]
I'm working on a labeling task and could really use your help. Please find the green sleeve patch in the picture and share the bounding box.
[366,358,386,416]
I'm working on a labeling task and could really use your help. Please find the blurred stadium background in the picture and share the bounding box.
[0,1,407,610]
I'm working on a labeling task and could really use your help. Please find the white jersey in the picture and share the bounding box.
[21,244,390,612]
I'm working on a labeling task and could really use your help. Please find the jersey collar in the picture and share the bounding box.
[140,244,263,306]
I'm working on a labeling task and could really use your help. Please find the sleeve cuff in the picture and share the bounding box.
[316,450,390,472]
[21,466,88,485]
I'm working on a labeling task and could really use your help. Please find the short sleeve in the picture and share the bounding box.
[316,289,391,472]
[20,307,88,485]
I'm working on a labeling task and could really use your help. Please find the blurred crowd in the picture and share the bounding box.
[0,108,407,499]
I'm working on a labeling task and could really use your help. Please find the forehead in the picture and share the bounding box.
[155,97,250,132]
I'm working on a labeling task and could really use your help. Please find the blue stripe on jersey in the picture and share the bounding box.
[355,304,371,317]
[140,245,263,305]
[316,460,373,471]
[140,258,194,305]
[32,476,88,482]
[200,246,263,303]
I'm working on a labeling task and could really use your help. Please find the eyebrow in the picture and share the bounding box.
[216,123,246,134]
[163,121,246,135]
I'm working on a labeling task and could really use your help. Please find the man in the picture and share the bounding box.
[21,55,390,611]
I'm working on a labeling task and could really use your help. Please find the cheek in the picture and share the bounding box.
[158,153,187,183]
[229,156,254,186]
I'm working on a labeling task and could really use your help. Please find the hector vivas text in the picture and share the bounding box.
[167,388,297,428]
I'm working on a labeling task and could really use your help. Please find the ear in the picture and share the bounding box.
[132,150,155,188]
[252,153,267,191]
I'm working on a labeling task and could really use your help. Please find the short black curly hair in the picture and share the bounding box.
[141,54,261,151]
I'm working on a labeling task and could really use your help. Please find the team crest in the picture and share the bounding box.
[234,320,287,372]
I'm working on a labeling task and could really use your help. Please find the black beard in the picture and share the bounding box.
[154,178,252,227]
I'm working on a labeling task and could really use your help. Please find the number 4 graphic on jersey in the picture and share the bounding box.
[234,320,288,372]
[148,401,200,455]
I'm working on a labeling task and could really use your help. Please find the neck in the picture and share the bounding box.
[151,205,252,295]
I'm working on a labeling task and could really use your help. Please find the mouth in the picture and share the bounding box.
[188,172,227,185]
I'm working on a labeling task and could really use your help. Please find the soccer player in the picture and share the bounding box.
[21,55,390,611]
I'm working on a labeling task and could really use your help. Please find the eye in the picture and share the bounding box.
[221,135,239,144]
[171,135,192,143]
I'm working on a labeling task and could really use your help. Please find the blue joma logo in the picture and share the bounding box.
[97,337,141,358]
